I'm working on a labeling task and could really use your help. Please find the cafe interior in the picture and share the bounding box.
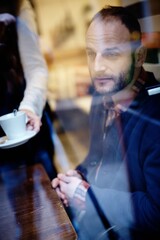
[0,0,160,239]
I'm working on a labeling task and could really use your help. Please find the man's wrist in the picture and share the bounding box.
[72,180,90,210]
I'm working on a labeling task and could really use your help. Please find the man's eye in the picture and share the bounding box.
[87,51,96,58]
[103,52,120,58]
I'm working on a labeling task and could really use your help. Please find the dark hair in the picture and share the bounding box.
[91,6,142,45]
[0,0,22,16]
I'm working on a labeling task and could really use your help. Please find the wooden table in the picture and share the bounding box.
[0,163,77,240]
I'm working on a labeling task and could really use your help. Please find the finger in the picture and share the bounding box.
[26,119,41,132]
[20,110,41,132]
[32,122,41,132]
[66,170,82,180]
[56,187,67,200]
[51,178,59,188]
[66,169,78,176]
[56,187,62,199]
[32,118,42,132]
[27,124,34,131]
[63,199,69,207]
[59,180,70,197]
[58,173,71,183]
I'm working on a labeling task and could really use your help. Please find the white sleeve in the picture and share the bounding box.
[18,0,37,33]
[17,1,48,117]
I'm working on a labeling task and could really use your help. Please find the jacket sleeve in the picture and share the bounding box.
[17,1,48,117]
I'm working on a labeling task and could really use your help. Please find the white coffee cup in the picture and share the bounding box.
[0,111,27,140]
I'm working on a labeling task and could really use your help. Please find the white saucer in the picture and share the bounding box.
[0,130,37,149]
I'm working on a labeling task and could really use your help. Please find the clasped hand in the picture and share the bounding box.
[51,170,83,207]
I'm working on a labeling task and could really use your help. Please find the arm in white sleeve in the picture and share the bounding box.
[17,1,48,117]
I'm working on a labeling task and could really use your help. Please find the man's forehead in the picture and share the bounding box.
[86,18,131,44]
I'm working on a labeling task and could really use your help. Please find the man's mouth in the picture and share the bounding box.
[94,77,114,84]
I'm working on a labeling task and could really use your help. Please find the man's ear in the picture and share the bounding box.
[135,45,147,67]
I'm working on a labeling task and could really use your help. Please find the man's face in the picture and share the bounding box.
[86,18,135,95]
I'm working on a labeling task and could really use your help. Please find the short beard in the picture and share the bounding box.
[102,56,136,96]
[92,53,136,96]
[95,74,128,97]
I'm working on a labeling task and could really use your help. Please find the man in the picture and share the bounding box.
[51,6,160,240]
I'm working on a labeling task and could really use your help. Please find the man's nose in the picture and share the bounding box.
[94,53,106,72]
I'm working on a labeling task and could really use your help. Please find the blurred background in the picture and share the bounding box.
[30,0,160,172]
